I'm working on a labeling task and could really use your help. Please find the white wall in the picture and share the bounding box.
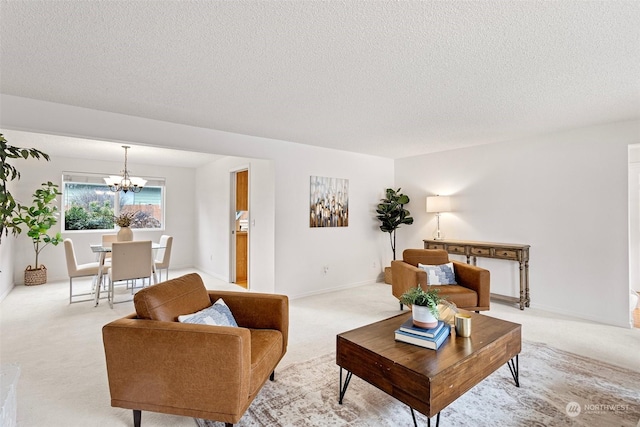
[3,151,197,284]
[628,145,640,298]
[0,95,394,300]
[249,159,276,294]
[0,232,15,300]
[271,143,392,298]
[194,155,276,294]
[0,172,17,299]
[395,120,639,328]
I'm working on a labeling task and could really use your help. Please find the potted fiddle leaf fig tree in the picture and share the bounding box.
[0,133,51,244]
[11,181,63,285]
[376,188,413,283]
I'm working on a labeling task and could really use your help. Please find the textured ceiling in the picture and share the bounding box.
[1,1,639,159]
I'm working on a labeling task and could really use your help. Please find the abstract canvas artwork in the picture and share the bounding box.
[310,176,349,227]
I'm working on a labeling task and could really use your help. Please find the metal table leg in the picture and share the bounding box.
[338,367,353,404]
[507,355,519,387]
[94,252,107,307]
[410,407,440,427]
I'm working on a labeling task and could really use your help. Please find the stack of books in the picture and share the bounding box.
[394,318,451,350]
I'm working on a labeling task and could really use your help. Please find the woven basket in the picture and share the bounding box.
[384,267,392,284]
[24,265,47,286]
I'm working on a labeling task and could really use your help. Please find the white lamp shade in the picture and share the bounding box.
[104,176,122,186]
[130,177,147,187]
[426,195,451,213]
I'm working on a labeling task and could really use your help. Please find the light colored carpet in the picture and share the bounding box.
[1,269,639,426]
[195,341,640,427]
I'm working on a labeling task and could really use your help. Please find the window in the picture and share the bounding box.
[119,187,163,228]
[62,172,165,231]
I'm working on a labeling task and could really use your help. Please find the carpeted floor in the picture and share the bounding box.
[195,341,640,427]
[2,270,638,426]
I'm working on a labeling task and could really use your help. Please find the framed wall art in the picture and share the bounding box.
[309,176,349,228]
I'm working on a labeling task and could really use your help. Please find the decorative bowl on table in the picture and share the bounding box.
[438,300,459,326]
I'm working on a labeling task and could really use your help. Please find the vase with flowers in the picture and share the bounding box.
[114,211,136,241]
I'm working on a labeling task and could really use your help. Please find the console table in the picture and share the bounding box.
[423,239,530,310]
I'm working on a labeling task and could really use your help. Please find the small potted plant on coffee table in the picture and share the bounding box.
[400,285,442,329]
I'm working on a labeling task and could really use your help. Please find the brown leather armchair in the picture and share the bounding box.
[391,249,490,312]
[102,273,288,427]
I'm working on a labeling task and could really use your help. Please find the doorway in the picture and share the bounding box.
[232,169,249,288]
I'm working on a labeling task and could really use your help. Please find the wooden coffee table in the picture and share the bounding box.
[336,311,521,426]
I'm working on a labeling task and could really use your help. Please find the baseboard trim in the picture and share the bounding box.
[288,279,377,301]
[0,283,15,303]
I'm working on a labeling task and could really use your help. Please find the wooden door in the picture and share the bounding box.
[235,232,248,283]
[234,170,248,288]
[236,170,248,211]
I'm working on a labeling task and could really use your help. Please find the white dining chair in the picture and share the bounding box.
[107,241,153,308]
[154,235,173,282]
[99,234,117,288]
[102,234,118,262]
[64,238,101,304]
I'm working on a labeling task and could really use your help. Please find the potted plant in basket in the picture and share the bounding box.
[11,181,63,285]
[114,211,136,241]
[376,188,413,283]
[400,285,442,329]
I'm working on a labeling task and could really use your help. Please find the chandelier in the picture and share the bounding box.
[104,145,147,193]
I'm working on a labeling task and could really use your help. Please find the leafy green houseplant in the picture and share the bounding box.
[400,285,442,316]
[400,285,442,328]
[376,188,413,284]
[1,133,51,244]
[11,181,63,285]
[376,188,413,261]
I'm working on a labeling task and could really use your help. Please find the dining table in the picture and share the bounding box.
[90,241,166,306]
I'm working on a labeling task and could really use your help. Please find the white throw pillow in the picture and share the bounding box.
[418,262,457,285]
[178,298,238,327]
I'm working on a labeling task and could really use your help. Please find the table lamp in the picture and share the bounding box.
[426,195,451,240]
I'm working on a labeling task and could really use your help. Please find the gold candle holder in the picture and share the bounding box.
[455,313,472,337]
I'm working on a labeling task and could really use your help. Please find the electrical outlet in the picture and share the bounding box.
[372,261,377,269]
[323,265,329,275]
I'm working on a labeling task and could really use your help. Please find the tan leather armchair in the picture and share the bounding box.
[391,249,490,312]
[102,273,288,427]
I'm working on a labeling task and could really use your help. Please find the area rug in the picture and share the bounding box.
[195,341,640,426]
